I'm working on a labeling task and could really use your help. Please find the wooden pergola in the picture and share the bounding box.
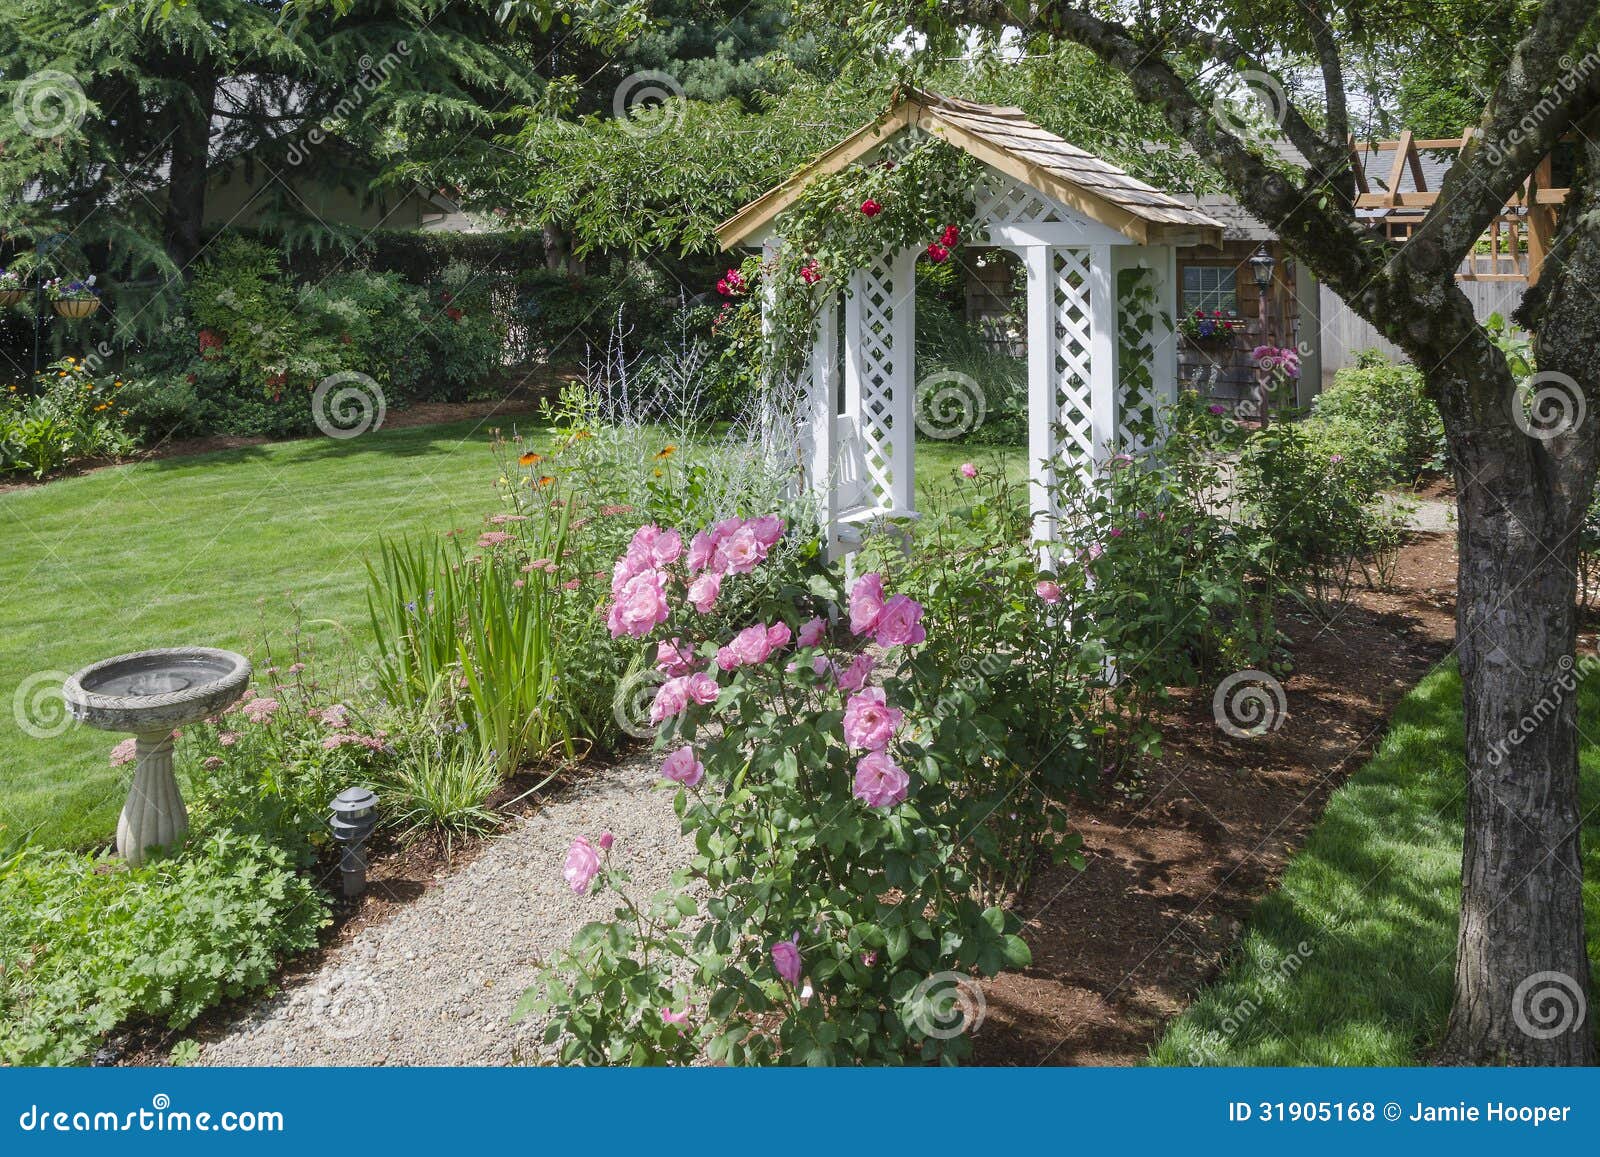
[1350,131,1571,283]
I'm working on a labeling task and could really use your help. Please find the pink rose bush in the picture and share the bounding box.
[527,511,1034,1066]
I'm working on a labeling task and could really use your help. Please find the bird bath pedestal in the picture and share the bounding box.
[63,648,251,866]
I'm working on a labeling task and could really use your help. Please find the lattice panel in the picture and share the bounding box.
[1052,248,1095,471]
[853,250,901,509]
[1116,266,1161,452]
[971,170,1066,227]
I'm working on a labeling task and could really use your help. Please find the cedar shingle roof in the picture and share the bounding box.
[716,88,1223,249]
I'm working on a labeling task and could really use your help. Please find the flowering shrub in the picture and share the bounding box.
[1052,397,1281,697]
[1,356,137,478]
[521,515,1033,1065]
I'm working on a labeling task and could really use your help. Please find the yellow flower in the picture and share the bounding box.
[654,445,677,460]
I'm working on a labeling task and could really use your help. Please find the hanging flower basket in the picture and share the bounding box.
[0,269,23,307]
[53,297,100,319]
[43,276,100,319]
[0,290,23,308]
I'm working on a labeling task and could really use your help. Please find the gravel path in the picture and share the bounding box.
[201,749,689,1067]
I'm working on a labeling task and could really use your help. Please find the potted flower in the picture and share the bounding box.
[1177,308,1245,345]
[0,268,24,308]
[44,276,100,319]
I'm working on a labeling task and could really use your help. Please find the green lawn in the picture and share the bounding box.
[1150,663,1600,1065]
[1,421,1022,851]
[0,417,533,850]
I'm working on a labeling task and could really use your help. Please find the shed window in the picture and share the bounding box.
[1182,265,1238,314]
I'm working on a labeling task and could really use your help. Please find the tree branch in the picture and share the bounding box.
[1422,0,1600,270]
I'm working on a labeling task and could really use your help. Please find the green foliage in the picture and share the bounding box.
[375,739,502,851]
[1304,352,1446,482]
[1239,420,1410,609]
[0,831,327,1066]
[1,357,137,478]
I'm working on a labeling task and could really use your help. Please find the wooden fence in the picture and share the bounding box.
[1317,278,1527,383]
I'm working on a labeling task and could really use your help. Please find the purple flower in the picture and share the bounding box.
[771,935,802,985]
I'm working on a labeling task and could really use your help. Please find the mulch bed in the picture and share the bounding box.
[973,530,1461,1064]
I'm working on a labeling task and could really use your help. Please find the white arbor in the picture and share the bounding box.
[716,90,1223,559]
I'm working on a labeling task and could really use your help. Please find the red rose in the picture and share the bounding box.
[940,224,960,247]
[1212,309,1223,317]
[799,260,822,285]
[861,199,882,217]
[926,243,950,263]
[445,306,463,321]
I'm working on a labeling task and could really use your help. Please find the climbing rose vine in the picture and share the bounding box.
[519,515,1033,1066]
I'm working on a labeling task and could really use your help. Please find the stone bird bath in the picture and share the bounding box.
[63,648,251,866]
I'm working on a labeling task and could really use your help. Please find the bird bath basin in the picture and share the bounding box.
[63,648,251,865]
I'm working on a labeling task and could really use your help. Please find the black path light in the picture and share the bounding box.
[329,787,379,897]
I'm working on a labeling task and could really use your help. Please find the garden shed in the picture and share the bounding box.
[716,89,1224,559]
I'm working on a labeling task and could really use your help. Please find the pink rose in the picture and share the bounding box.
[609,569,670,638]
[959,462,977,479]
[771,935,802,985]
[797,617,826,647]
[650,678,690,724]
[650,528,683,567]
[563,837,602,894]
[835,652,876,693]
[687,572,721,614]
[716,527,766,573]
[842,687,903,751]
[661,1007,690,1026]
[656,639,697,677]
[747,515,785,547]
[766,621,792,649]
[598,831,614,851]
[853,751,910,808]
[684,672,720,705]
[849,573,886,635]
[874,594,926,647]
[731,623,775,667]
[662,746,704,786]
[1035,580,1062,604]
[686,529,719,573]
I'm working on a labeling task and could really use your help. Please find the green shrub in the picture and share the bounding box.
[0,831,327,1066]
[1303,352,1445,482]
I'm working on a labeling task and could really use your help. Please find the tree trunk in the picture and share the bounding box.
[163,73,216,274]
[1441,415,1597,1064]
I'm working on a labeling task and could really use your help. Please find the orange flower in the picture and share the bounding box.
[518,451,542,467]
[654,445,677,460]
[535,475,556,488]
